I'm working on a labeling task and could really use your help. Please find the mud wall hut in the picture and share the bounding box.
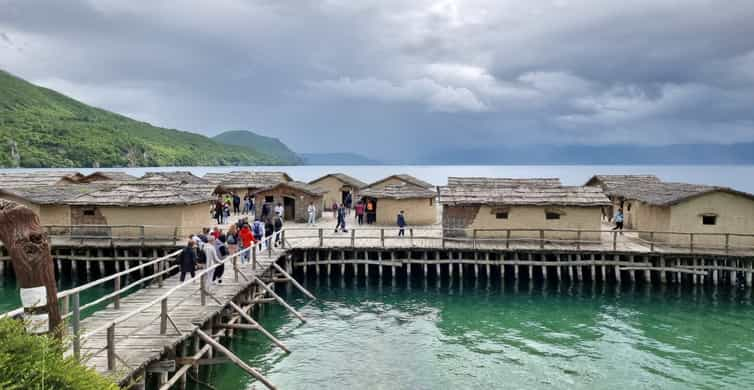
[204,171,293,196]
[251,181,324,223]
[358,184,437,225]
[309,173,366,210]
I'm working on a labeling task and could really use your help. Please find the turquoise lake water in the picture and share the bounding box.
[196,279,754,390]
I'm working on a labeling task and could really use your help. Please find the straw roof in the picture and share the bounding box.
[615,182,754,206]
[584,175,662,198]
[65,183,213,206]
[447,177,562,188]
[309,173,367,189]
[203,171,293,189]
[251,181,327,196]
[359,183,436,200]
[0,185,101,205]
[0,171,78,188]
[366,174,434,189]
[439,185,611,207]
[140,171,208,185]
[58,171,138,184]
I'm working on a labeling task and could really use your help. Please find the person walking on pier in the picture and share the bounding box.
[397,210,406,237]
[335,203,348,233]
[355,201,365,225]
[213,235,228,284]
[253,219,265,251]
[179,240,197,281]
[613,208,625,234]
[274,215,284,247]
[203,236,221,288]
[232,193,241,215]
[214,199,223,225]
[264,218,274,249]
[307,202,317,225]
[275,202,284,219]
[239,223,254,263]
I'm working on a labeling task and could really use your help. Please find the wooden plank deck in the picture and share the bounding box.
[72,249,279,384]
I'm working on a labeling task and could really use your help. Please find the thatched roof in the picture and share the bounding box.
[447,177,562,188]
[439,185,611,207]
[140,171,208,185]
[0,171,78,188]
[359,183,436,200]
[0,185,101,205]
[65,183,213,206]
[58,171,138,184]
[616,182,754,206]
[203,171,293,189]
[309,173,367,189]
[584,175,662,198]
[251,181,326,196]
[367,174,434,189]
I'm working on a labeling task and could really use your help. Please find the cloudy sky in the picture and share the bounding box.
[1,0,753,160]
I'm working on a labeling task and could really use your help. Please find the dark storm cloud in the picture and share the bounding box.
[1,0,753,160]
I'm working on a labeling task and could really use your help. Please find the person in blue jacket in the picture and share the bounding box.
[397,210,406,237]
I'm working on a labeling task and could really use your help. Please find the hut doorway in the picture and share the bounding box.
[363,197,377,224]
[283,196,296,221]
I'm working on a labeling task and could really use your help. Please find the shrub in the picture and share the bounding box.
[0,318,119,390]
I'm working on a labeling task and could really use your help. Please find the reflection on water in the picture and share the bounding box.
[199,278,754,390]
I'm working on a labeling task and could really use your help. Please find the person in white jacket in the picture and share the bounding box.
[203,236,221,288]
[307,202,316,225]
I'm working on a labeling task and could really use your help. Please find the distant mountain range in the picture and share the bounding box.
[212,130,303,164]
[300,152,380,165]
[0,70,299,168]
[412,144,754,165]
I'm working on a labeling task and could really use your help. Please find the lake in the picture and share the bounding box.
[3,165,754,193]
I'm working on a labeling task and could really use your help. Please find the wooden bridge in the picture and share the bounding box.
[2,225,754,389]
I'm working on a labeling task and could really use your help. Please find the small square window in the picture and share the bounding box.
[496,212,508,219]
[702,215,717,225]
[265,196,274,203]
[83,209,96,216]
[545,212,561,220]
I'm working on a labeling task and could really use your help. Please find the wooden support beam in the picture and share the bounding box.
[253,276,306,322]
[271,262,316,300]
[228,301,290,353]
[196,329,277,390]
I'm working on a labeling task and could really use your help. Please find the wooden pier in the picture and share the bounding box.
[2,225,754,389]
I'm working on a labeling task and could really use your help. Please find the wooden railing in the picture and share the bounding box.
[0,230,289,373]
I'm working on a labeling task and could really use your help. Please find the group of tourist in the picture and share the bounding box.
[180,206,288,284]
[212,193,256,224]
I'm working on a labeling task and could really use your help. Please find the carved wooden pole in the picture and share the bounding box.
[0,200,61,336]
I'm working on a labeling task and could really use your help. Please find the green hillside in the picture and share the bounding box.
[213,130,302,164]
[0,70,299,167]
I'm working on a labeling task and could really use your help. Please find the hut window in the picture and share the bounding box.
[702,215,717,225]
[627,203,632,211]
[83,208,96,216]
[430,198,433,206]
[265,196,274,203]
[496,212,509,219]
[545,212,561,220]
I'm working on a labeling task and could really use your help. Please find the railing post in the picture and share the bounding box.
[689,233,694,254]
[473,229,477,249]
[281,230,286,249]
[160,298,168,335]
[140,226,145,246]
[351,229,355,247]
[157,258,163,288]
[612,231,617,251]
[114,275,121,310]
[442,229,446,249]
[319,228,324,247]
[576,230,581,250]
[200,275,207,306]
[539,230,544,249]
[268,236,273,256]
[107,324,116,371]
[506,230,510,249]
[252,246,257,270]
[72,292,81,361]
[725,233,730,255]
[173,226,179,246]
[650,232,655,252]
[410,228,414,246]
[380,229,385,247]
[233,255,239,282]
[61,295,70,336]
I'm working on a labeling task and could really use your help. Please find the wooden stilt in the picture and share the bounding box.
[485,253,490,279]
[576,254,583,281]
[713,258,718,286]
[528,253,533,280]
[514,252,519,280]
[590,253,596,282]
[379,252,383,279]
[644,255,651,284]
[303,251,308,276]
[365,251,369,278]
[542,253,548,281]
[746,260,753,287]
[601,254,607,282]
[556,254,562,281]
[568,254,574,281]
[660,256,667,284]
[228,301,290,353]
[316,251,320,277]
[436,252,441,279]
[327,251,332,277]
[458,252,463,279]
[614,255,621,283]
[196,329,277,390]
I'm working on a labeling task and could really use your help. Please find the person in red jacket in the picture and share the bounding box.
[239,224,255,264]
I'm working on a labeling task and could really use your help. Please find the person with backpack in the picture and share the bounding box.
[202,236,220,288]
[179,239,197,281]
[335,203,347,233]
[213,235,228,284]
[613,208,625,234]
[355,201,365,225]
[214,199,223,224]
[253,219,265,250]
[232,193,241,215]
[274,215,284,247]
[239,223,254,263]
[264,218,274,248]
[397,210,406,237]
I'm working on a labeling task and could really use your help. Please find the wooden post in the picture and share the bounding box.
[0,200,61,335]
[689,233,694,254]
[473,229,477,249]
[539,230,544,249]
[505,230,511,249]
[319,228,324,247]
[114,275,121,309]
[725,234,730,255]
[107,324,116,371]
[160,298,168,335]
[650,232,655,252]
[410,228,414,246]
[195,329,277,390]
[576,230,581,250]
[612,231,617,251]
[252,246,257,270]
[381,229,385,247]
[72,292,81,360]
[351,229,355,247]
[200,276,207,306]
[233,256,239,282]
